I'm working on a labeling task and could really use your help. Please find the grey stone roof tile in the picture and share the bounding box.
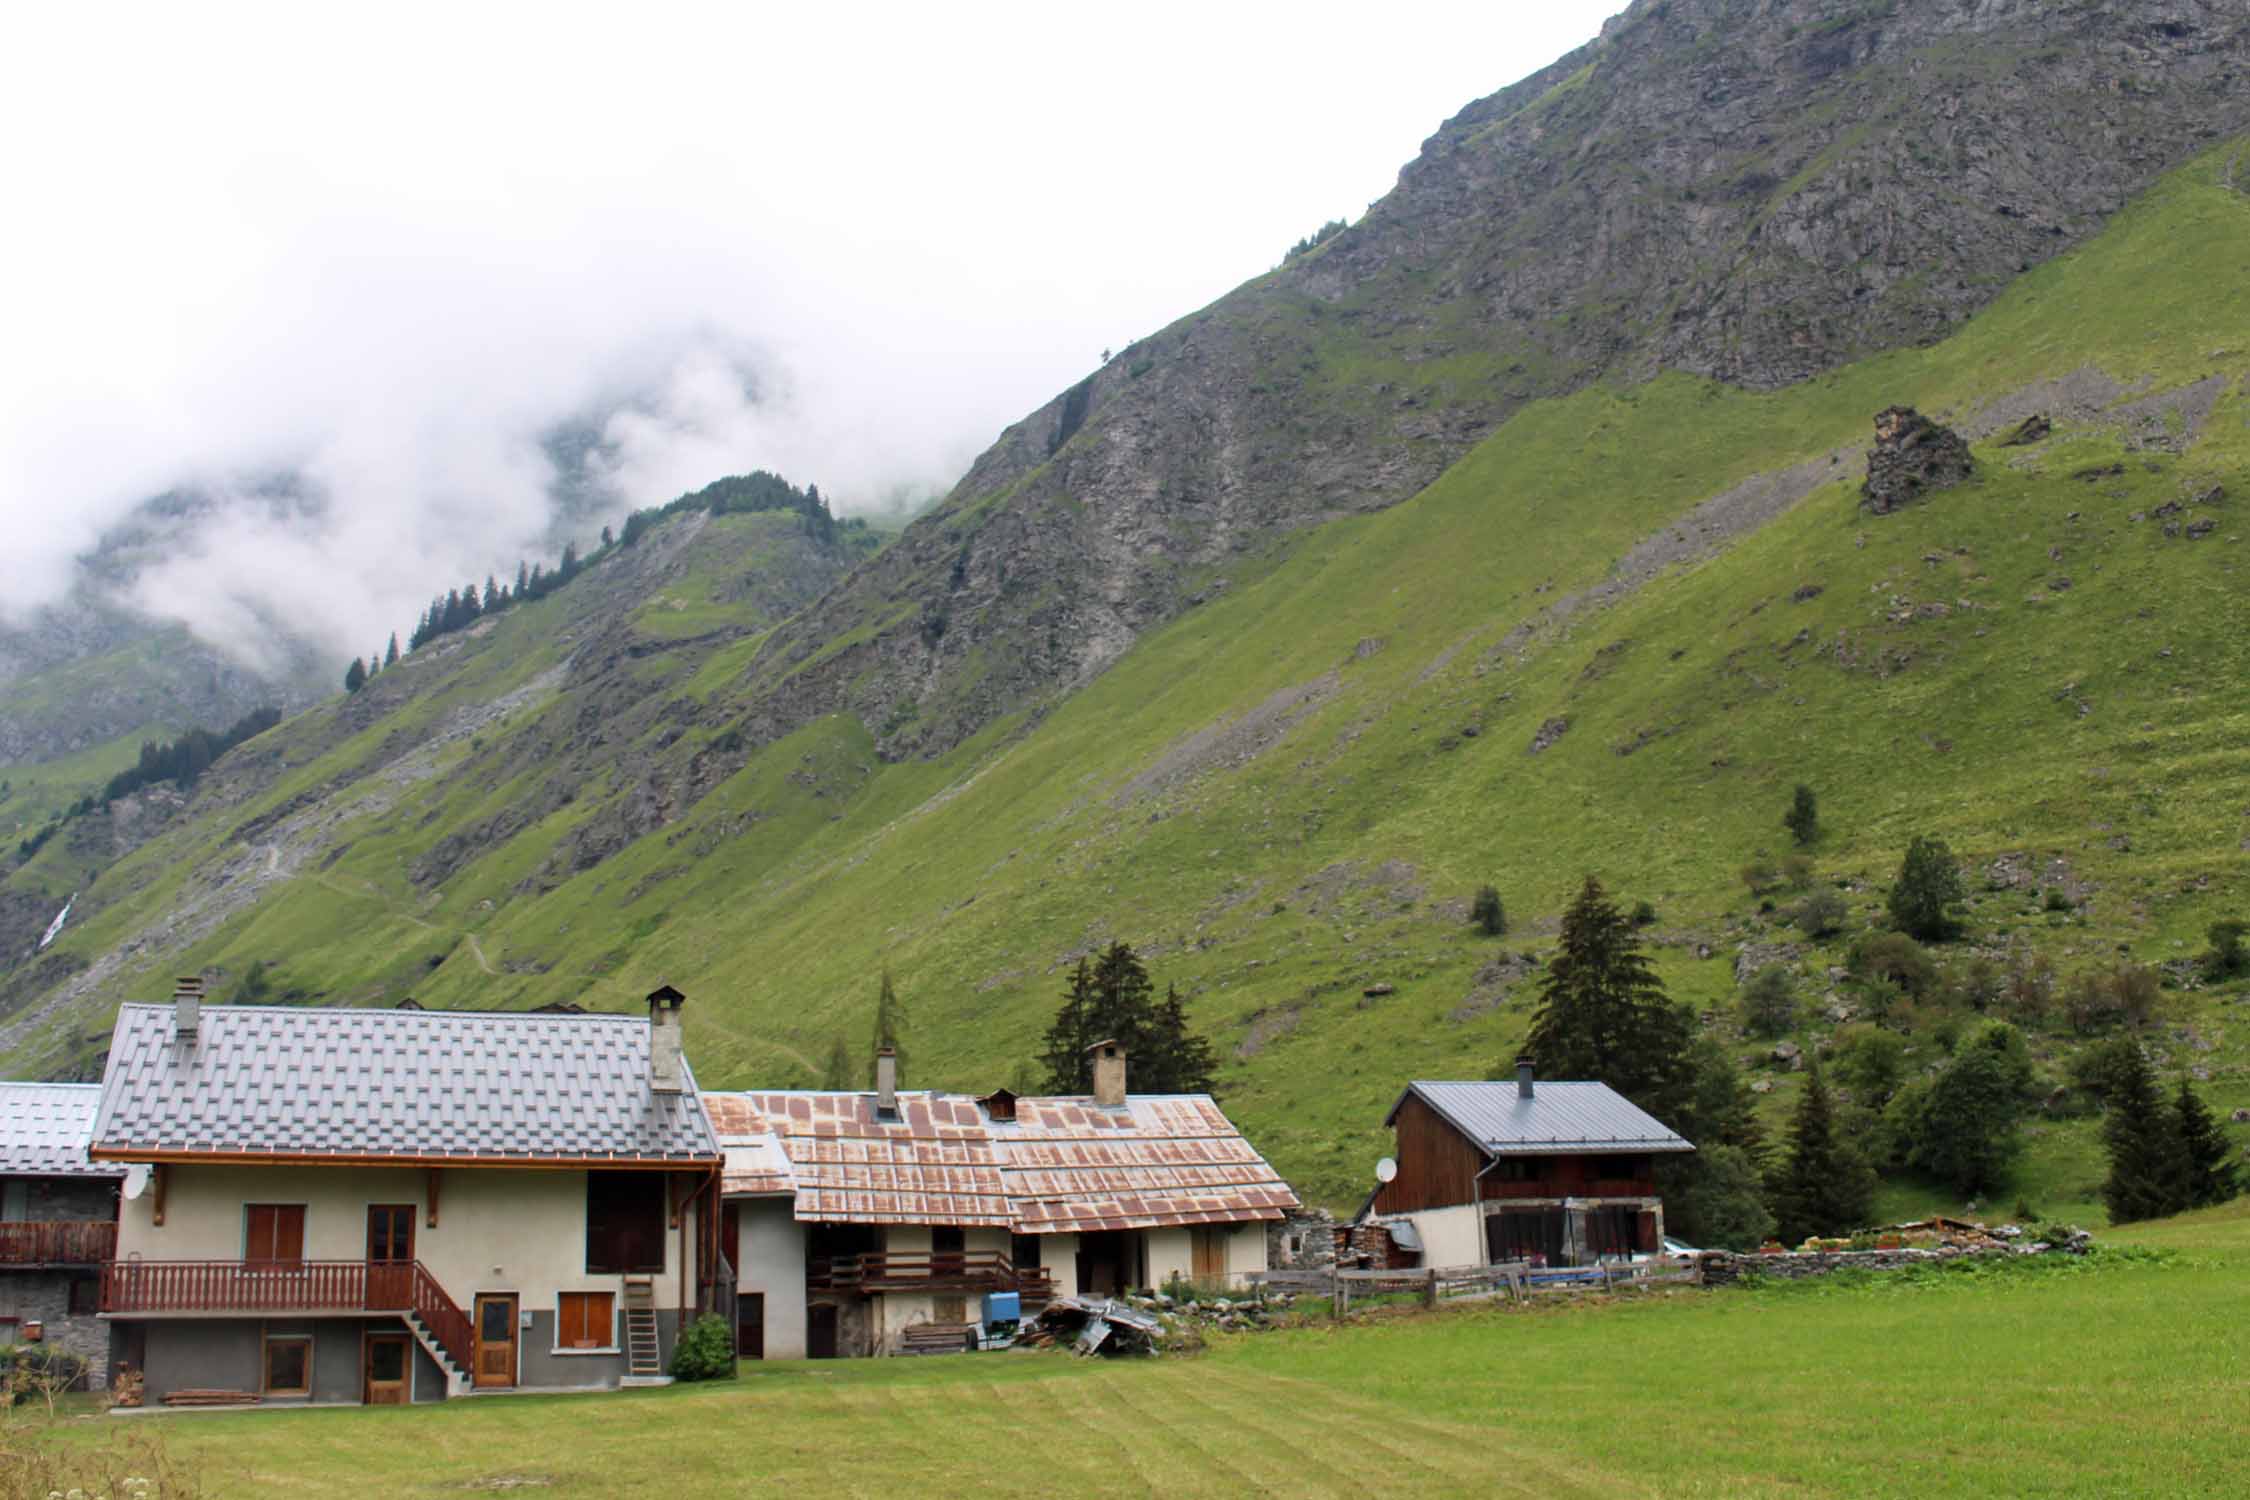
[0,1082,122,1177]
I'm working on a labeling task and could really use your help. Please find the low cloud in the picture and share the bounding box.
[0,2,1612,676]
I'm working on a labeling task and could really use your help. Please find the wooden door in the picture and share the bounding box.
[806,1302,838,1359]
[1192,1227,1226,1283]
[364,1332,410,1405]
[736,1291,765,1359]
[366,1205,415,1308]
[472,1293,517,1388]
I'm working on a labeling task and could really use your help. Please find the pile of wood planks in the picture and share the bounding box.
[160,1389,261,1407]
[897,1322,975,1356]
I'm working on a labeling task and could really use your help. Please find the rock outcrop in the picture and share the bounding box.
[1861,408,1975,515]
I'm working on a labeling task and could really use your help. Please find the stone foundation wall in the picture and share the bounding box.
[0,1271,108,1388]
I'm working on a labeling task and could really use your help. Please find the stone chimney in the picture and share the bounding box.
[1088,1039,1127,1109]
[646,984,686,1094]
[874,1045,898,1116]
[172,976,204,1041]
[1516,1058,1535,1101]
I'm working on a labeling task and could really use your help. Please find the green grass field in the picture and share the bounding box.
[21,1203,2248,1498]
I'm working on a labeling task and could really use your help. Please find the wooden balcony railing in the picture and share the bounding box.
[808,1252,1054,1299]
[0,1220,117,1266]
[99,1258,474,1369]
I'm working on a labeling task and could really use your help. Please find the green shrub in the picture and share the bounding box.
[1854,932,1938,998]
[1738,965,1797,1038]
[1470,885,1506,937]
[1630,900,1658,928]
[668,1314,736,1381]
[1792,888,1848,938]
[2204,919,2247,980]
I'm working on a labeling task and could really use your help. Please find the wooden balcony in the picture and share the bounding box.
[809,1252,1053,1300]
[0,1220,117,1267]
[99,1260,473,1372]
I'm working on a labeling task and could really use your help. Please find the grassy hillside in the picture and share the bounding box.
[28,1203,2250,1496]
[9,147,2249,1218]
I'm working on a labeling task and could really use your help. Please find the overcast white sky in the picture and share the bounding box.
[0,0,1617,669]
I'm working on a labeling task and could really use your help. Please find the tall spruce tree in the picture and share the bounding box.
[1784,784,1820,847]
[1035,941,1215,1094]
[1520,875,1695,1125]
[342,657,367,693]
[2100,1042,2187,1224]
[1770,1065,1877,1243]
[821,1033,853,1091]
[1143,984,1218,1095]
[2175,1074,2239,1209]
[867,969,906,1088]
[383,633,399,667]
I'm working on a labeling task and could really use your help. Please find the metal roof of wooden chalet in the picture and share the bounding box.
[0,1082,122,1178]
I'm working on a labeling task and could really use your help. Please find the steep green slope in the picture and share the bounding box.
[14,146,2245,1221]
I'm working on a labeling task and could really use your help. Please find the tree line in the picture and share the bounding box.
[16,706,283,864]
[818,941,1219,1100]
[1513,872,2240,1250]
[345,469,867,693]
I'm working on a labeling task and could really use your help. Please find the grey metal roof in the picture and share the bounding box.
[91,1004,719,1164]
[1389,1080,1694,1156]
[0,1082,123,1178]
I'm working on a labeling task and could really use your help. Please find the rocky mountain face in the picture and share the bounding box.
[723,0,2249,764]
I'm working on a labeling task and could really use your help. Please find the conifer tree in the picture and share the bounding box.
[1520,875,1695,1124]
[821,1034,854,1091]
[1471,885,1506,937]
[2101,1042,2187,1224]
[1143,983,1218,1095]
[384,633,399,667]
[483,575,500,613]
[1039,959,1099,1093]
[1784,785,1820,847]
[342,657,367,693]
[2175,1074,2239,1209]
[1888,835,1966,941]
[1770,1064,1876,1242]
[867,969,906,1087]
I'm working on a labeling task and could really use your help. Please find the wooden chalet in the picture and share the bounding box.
[1360,1064,1693,1268]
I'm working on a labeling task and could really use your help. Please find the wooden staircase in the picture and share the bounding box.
[404,1311,473,1396]
[623,1278,663,1379]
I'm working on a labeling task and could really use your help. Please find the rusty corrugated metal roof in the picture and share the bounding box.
[699,1088,1298,1232]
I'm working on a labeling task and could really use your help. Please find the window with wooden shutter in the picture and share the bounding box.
[557,1292,614,1349]
[585,1174,666,1273]
[245,1204,306,1266]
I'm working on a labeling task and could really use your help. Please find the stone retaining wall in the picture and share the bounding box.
[1697,1245,2012,1284]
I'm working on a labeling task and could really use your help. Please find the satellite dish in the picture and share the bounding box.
[1375,1156,1398,1184]
[123,1164,150,1200]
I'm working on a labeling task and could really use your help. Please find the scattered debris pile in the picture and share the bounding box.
[1861,406,1975,514]
[1015,1290,1299,1356]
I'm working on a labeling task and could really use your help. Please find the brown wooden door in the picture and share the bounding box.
[472,1293,517,1388]
[1192,1227,1226,1283]
[737,1292,765,1359]
[366,1205,415,1308]
[364,1332,410,1405]
[806,1302,838,1359]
